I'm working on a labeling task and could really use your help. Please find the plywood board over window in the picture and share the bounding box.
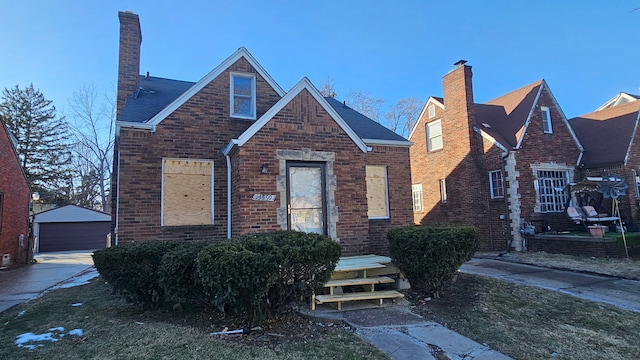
[366,166,389,219]
[162,159,213,226]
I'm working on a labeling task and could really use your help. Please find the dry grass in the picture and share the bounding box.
[410,273,640,360]
[477,251,640,280]
[0,279,389,360]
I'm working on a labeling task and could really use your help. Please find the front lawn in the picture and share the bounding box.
[0,278,388,360]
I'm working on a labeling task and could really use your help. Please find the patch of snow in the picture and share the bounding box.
[51,269,98,290]
[17,310,26,317]
[15,327,65,349]
[71,303,83,307]
[68,328,83,336]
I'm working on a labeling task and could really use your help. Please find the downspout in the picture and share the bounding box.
[501,150,512,254]
[114,148,120,246]
[226,153,232,239]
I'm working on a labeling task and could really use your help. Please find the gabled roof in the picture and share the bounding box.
[595,92,640,111]
[324,97,410,146]
[117,47,285,130]
[570,101,640,168]
[223,78,373,154]
[35,205,111,223]
[118,76,195,123]
[0,116,29,185]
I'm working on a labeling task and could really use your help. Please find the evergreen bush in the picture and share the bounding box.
[388,224,478,297]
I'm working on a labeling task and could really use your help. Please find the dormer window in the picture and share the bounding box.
[230,72,256,119]
[541,106,552,134]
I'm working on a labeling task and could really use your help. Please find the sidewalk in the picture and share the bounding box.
[303,303,512,360]
[0,251,95,313]
[460,257,640,312]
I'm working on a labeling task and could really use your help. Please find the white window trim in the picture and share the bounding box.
[531,164,571,213]
[541,106,553,134]
[230,72,256,120]
[428,104,436,118]
[412,184,423,212]
[439,179,447,204]
[161,158,215,226]
[427,119,443,152]
[489,170,504,199]
[366,166,390,220]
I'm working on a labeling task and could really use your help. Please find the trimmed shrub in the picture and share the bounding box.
[238,231,341,312]
[388,224,478,296]
[92,241,182,309]
[158,241,211,307]
[196,241,279,321]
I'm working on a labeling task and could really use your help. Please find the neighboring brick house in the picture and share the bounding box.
[570,96,640,227]
[112,12,413,256]
[0,116,30,266]
[409,61,583,251]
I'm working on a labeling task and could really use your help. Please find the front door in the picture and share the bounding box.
[287,163,326,235]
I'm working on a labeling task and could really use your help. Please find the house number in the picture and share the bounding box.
[252,194,276,201]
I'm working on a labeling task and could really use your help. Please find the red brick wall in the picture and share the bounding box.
[116,11,141,117]
[514,88,581,224]
[234,89,412,255]
[114,57,281,243]
[0,122,30,265]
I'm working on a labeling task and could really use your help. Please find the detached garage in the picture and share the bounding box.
[35,205,111,252]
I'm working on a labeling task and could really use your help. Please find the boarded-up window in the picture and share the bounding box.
[162,159,213,226]
[366,166,389,219]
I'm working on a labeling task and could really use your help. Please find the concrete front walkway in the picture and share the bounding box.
[0,251,95,313]
[460,257,640,312]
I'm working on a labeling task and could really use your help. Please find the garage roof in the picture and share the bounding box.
[35,205,111,223]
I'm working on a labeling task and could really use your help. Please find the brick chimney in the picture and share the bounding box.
[442,60,476,151]
[116,11,142,118]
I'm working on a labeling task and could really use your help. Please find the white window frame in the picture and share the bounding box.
[541,106,553,134]
[428,104,436,118]
[161,158,215,226]
[439,179,447,204]
[534,168,568,213]
[230,72,256,119]
[412,184,423,212]
[427,119,443,152]
[489,170,504,199]
[365,166,390,219]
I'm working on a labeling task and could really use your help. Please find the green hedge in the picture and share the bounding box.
[93,241,183,309]
[92,231,340,322]
[388,224,478,297]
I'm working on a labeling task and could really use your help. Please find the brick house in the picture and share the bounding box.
[409,61,583,251]
[0,116,30,266]
[570,95,640,227]
[111,12,413,256]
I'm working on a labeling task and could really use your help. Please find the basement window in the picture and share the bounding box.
[230,72,256,119]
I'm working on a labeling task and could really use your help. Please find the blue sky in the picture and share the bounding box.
[1,0,638,123]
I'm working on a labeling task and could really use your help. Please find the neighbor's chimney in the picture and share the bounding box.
[116,11,142,118]
[442,59,476,152]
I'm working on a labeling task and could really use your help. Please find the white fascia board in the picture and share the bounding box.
[362,139,413,147]
[116,121,155,131]
[474,127,508,153]
[236,77,370,153]
[623,111,640,166]
[595,93,639,111]
[515,83,544,149]
[221,139,239,156]
[147,47,285,128]
[408,96,445,140]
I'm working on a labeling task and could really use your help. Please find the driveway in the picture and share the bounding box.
[0,250,95,313]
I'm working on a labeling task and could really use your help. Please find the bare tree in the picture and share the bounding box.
[346,91,384,122]
[319,76,338,98]
[385,97,424,137]
[66,84,114,212]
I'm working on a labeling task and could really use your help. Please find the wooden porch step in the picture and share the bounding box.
[314,290,404,311]
[324,276,395,289]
